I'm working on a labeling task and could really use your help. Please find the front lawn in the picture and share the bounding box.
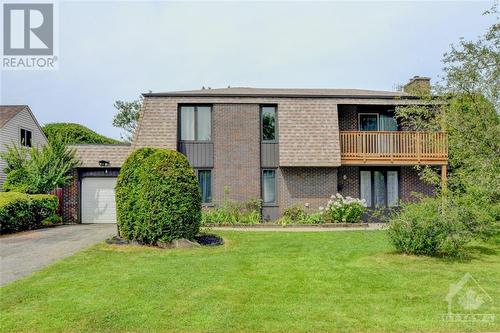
[1,231,498,332]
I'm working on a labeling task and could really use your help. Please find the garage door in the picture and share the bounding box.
[81,177,117,223]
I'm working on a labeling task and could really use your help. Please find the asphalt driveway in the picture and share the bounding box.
[0,224,117,286]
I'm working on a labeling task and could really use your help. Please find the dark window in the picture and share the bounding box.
[359,114,379,131]
[20,129,32,147]
[262,169,277,204]
[261,106,276,142]
[180,105,211,141]
[197,170,212,203]
[360,170,399,208]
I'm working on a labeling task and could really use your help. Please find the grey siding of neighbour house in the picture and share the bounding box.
[178,142,214,168]
[0,109,48,189]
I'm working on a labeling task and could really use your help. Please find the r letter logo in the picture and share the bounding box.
[2,2,58,70]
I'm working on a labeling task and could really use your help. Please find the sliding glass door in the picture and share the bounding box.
[360,170,399,208]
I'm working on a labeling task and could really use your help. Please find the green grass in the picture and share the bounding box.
[1,231,499,332]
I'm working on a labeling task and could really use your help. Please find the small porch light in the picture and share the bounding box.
[98,160,110,167]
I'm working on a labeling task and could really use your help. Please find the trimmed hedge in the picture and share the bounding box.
[0,192,60,234]
[116,148,201,244]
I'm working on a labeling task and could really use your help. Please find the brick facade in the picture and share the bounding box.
[212,104,261,202]
[64,90,441,223]
[278,167,337,211]
[400,166,435,202]
[61,170,79,223]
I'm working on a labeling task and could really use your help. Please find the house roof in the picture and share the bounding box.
[69,144,132,168]
[142,87,413,99]
[0,105,28,128]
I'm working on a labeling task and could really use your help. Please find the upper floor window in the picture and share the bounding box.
[358,112,398,131]
[20,128,32,147]
[261,106,276,142]
[180,105,211,141]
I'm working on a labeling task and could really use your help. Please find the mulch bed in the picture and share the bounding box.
[105,233,224,247]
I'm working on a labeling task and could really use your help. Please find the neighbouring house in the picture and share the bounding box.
[62,76,448,223]
[0,105,49,189]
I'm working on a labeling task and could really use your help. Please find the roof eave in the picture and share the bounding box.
[141,92,417,99]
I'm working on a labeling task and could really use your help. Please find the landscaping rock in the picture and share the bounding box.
[157,239,201,249]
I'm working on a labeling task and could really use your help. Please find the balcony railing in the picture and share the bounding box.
[340,131,448,165]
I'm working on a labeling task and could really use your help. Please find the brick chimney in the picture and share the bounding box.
[403,76,431,95]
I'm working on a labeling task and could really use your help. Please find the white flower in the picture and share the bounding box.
[304,203,310,208]
[319,206,324,211]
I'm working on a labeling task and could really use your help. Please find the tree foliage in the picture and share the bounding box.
[390,9,500,255]
[112,97,142,142]
[43,123,120,144]
[0,136,81,194]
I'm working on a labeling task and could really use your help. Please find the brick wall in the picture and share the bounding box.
[400,166,435,202]
[212,104,261,202]
[61,170,79,223]
[338,166,360,198]
[278,167,337,212]
[339,105,358,131]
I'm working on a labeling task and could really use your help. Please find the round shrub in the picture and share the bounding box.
[115,148,201,244]
[387,197,471,257]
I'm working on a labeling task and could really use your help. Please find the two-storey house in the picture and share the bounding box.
[62,76,448,223]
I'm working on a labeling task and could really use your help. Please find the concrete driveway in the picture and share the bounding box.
[0,224,117,286]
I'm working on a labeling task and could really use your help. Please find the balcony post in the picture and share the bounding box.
[441,164,448,193]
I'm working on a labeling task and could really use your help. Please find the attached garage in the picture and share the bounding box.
[81,177,117,224]
[59,144,131,224]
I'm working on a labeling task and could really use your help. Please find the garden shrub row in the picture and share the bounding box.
[201,191,261,225]
[0,192,60,234]
[277,194,366,225]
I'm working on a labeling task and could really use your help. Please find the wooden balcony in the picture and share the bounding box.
[340,131,448,165]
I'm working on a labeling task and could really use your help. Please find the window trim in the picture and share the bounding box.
[358,113,380,131]
[178,104,213,142]
[359,168,400,208]
[261,168,278,206]
[260,105,278,143]
[195,169,213,204]
[20,127,33,147]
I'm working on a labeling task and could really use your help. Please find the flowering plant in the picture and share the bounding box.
[322,193,366,223]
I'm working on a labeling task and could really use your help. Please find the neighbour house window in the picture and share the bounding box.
[360,170,399,208]
[20,128,32,147]
[262,169,277,204]
[261,106,276,142]
[180,105,211,141]
[197,170,212,203]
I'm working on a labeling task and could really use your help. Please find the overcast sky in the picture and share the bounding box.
[1,1,495,140]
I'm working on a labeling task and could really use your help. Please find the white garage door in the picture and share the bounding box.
[81,177,117,224]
